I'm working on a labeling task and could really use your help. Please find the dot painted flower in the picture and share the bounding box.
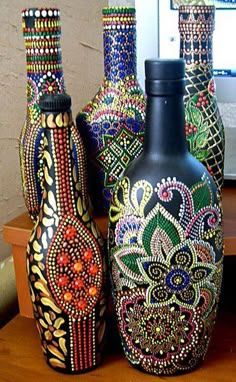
[138,240,216,308]
[118,293,204,367]
[63,225,77,240]
[111,181,220,309]
[46,216,103,318]
[38,72,62,97]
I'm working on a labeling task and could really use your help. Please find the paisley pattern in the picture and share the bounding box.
[76,7,145,215]
[108,175,223,375]
[27,108,106,373]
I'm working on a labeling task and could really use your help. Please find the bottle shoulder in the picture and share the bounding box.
[121,151,217,194]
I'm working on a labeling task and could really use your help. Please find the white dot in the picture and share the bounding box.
[54,10,58,16]
[22,12,25,17]
[25,11,29,17]
[48,10,53,17]
[45,48,49,54]
[50,48,54,53]
[47,71,51,77]
[40,48,44,54]
[29,10,33,16]
[42,10,47,17]
[35,10,40,17]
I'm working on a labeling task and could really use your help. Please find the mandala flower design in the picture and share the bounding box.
[38,72,62,97]
[118,293,204,367]
[138,240,216,308]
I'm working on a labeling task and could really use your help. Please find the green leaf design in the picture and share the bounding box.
[141,204,183,257]
[113,246,145,283]
[191,177,213,213]
[195,126,209,149]
[194,149,209,162]
[186,102,203,128]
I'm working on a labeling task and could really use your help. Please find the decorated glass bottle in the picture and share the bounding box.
[26,94,106,373]
[20,8,86,221]
[108,59,223,376]
[178,5,225,193]
[76,7,146,215]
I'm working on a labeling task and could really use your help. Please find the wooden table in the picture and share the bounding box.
[0,308,235,382]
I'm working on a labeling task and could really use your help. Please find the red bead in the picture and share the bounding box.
[89,264,98,275]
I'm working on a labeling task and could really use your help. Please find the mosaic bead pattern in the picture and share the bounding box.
[76,7,146,215]
[108,175,223,375]
[19,8,86,222]
[179,6,225,193]
[27,103,106,373]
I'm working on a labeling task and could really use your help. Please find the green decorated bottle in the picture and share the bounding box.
[26,94,106,373]
[179,5,225,193]
[108,59,223,376]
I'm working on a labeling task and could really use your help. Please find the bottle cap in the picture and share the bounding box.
[39,93,71,112]
[145,59,185,96]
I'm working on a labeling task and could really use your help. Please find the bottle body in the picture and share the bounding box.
[20,8,86,221]
[179,5,225,193]
[108,60,223,376]
[27,95,106,373]
[76,7,146,215]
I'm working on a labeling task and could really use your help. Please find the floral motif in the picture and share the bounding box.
[38,72,62,97]
[118,292,204,374]
[138,240,216,308]
[109,175,223,375]
[38,310,66,342]
[46,215,103,319]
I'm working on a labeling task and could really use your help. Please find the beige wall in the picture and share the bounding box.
[0,0,106,261]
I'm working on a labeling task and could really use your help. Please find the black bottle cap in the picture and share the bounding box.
[39,93,71,113]
[145,59,185,96]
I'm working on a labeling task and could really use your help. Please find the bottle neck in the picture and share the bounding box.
[103,7,137,82]
[42,111,77,216]
[143,94,187,158]
[179,6,214,67]
[24,35,63,76]
[22,9,65,94]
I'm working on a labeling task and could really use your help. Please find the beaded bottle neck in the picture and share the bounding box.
[103,7,137,82]
[178,6,215,68]
[22,8,63,78]
[41,110,77,216]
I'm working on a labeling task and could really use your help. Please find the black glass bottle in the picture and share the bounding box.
[108,59,223,376]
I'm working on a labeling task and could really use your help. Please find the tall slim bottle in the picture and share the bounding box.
[179,5,225,193]
[27,94,106,373]
[20,8,86,221]
[108,59,223,375]
[76,7,146,215]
